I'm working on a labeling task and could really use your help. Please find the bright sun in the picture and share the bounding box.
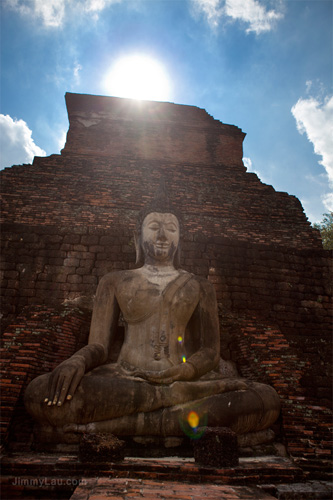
[103,54,172,102]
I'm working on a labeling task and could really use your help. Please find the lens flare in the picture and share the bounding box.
[182,356,186,363]
[177,336,183,343]
[187,411,199,429]
[179,407,208,440]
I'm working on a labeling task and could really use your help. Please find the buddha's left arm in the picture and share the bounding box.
[185,278,220,378]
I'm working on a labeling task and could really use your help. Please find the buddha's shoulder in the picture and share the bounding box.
[188,273,216,295]
[97,269,137,288]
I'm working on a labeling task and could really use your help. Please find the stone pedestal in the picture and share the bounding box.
[193,427,239,467]
[79,433,125,462]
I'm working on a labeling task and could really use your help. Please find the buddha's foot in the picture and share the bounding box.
[63,423,96,433]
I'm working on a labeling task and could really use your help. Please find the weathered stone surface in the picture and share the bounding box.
[273,481,333,499]
[237,429,275,448]
[79,433,125,462]
[193,427,239,467]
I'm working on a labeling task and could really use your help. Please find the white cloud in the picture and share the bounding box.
[191,0,283,33]
[73,62,82,85]
[243,157,252,170]
[225,0,283,34]
[6,0,283,31]
[243,156,262,178]
[191,0,223,28]
[83,0,122,13]
[322,192,333,213]
[58,130,67,151]
[35,0,66,27]
[4,0,121,27]
[291,95,333,185]
[0,115,46,169]
[4,0,66,28]
[46,60,83,90]
[305,79,327,100]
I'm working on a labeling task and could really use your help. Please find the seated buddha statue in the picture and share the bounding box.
[25,189,280,439]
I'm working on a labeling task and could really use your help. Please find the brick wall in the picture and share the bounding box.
[63,93,245,166]
[219,312,332,473]
[1,154,321,248]
[0,93,331,470]
[0,305,90,447]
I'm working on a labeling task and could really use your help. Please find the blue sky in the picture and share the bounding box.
[1,0,332,224]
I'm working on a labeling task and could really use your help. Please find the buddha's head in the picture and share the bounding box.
[135,181,182,267]
[140,212,180,266]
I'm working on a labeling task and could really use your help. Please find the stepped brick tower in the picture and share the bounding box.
[1,93,332,476]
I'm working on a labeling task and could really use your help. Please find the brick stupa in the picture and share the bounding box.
[1,94,332,479]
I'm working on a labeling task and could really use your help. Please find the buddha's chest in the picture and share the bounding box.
[115,274,200,325]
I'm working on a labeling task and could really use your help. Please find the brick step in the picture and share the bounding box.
[3,475,332,500]
[1,476,73,500]
[70,477,277,500]
[1,476,278,500]
[261,481,333,499]
[293,458,333,481]
[1,453,304,486]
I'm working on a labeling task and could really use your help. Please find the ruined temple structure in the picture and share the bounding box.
[1,93,332,479]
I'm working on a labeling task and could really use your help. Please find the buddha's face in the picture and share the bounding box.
[141,212,180,264]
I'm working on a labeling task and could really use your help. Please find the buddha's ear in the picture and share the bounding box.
[134,230,143,266]
[174,243,181,268]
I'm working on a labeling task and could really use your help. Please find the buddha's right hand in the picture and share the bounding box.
[44,356,85,407]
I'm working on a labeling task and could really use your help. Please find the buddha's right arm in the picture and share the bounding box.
[87,273,120,355]
[44,343,106,407]
[45,274,119,407]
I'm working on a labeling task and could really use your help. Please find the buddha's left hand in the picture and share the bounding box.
[137,363,196,384]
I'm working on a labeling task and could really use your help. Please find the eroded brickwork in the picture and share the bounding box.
[0,305,90,447]
[220,312,332,473]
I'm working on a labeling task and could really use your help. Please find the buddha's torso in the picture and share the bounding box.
[114,267,200,371]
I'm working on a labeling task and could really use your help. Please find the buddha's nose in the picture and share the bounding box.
[157,226,167,240]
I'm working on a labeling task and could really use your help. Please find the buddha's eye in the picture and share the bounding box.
[148,224,160,231]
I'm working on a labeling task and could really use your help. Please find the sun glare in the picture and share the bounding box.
[103,54,172,101]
